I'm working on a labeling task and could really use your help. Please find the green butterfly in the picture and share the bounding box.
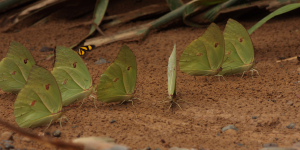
[97,45,137,103]
[0,42,36,93]
[52,46,93,106]
[168,44,177,100]
[218,19,257,76]
[14,66,63,128]
[179,23,225,76]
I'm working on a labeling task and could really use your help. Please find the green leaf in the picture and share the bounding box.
[0,42,36,93]
[248,3,300,35]
[168,44,177,99]
[52,46,93,106]
[14,66,63,128]
[89,0,109,35]
[97,45,137,103]
[179,23,225,76]
[219,19,255,75]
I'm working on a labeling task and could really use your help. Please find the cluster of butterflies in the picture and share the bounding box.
[0,42,136,128]
[0,19,256,128]
[180,19,257,77]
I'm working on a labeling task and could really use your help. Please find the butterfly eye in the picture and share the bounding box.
[127,66,132,71]
[239,38,244,42]
[24,58,28,64]
[214,42,219,48]
[31,100,37,106]
[45,84,50,90]
[73,62,77,68]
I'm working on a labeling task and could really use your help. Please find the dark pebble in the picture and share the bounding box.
[40,47,54,52]
[110,120,117,123]
[4,143,14,149]
[263,143,278,147]
[286,123,296,129]
[222,125,239,132]
[237,143,244,146]
[146,147,151,150]
[252,116,258,119]
[95,58,108,65]
[155,149,161,150]
[52,130,61,137]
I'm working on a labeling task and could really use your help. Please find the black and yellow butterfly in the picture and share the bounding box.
[78,45,95,56]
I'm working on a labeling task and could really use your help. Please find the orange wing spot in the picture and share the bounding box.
[113,78,119,82]
[73,62,77,68]
[78,49,85,56]
[11,71,16,75]
[24,58,28,64]
[214,42,219,48]
[239,38,244,42]
[196,53,203,56]
[80,47,88,50]
[227,51,232,55]
[31,100,37,106]
[45,84,50,90]
[63,79,68,85]
[127,66,132,71]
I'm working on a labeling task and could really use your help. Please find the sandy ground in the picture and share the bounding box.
[0,1,300,150]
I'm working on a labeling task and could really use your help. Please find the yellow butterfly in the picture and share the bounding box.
[78,45,95,56]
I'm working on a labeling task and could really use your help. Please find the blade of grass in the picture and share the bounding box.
[102,4,169,29]
[89,0,109,35]
[85,0,225,46]
[70,0,108,48]
[248,3,300,35]
[166,0,184,10]
[0,0,34,13]
[203,0,239,22]
[183,0,228,26]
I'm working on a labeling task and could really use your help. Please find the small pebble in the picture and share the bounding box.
[4,143,14,149]
[0,132,13,140]
[237,143,244,146]
[263,143,278,148]
[22,137,31,142]
[222,125,239,132]
[40,46,54,52]
[286,123,296,129]
[252,116,258,119]
[95,58,108,65]
[110,120,117,123]
[146,147,151,150]
[169,147,190,150]
[52,130,61,137]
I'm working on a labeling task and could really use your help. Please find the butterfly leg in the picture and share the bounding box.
[241,71,247,78]
[58,115,69,128]
[250,69,259,78]
[169,100,183,110]
[120,99,135,106]
[214,74,226,81]
[43,119,53,131]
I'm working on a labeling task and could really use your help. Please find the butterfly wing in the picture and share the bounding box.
[180,23,225,76]
[168,44,176,99]
[219,19,255,75]
[14,66,62,128]
[97,45,137,103]
[0,42,36,93]
[52,46,93,106]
